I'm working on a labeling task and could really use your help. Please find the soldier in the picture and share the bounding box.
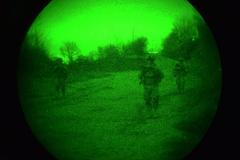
[173,58,187,94]
[139,55,164,112]
[53,58,68,97]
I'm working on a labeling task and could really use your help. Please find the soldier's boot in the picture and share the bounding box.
[54,85,61,98]
[145,96,151,107]
[61,86,66,97]
[153,96,159,111]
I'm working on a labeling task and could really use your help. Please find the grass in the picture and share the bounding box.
[19,56,220,160]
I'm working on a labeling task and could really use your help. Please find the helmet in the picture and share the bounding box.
[55,58,63,64]
[146,55,155,63]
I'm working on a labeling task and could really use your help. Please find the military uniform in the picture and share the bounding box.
[53,59,68,96]
[139,57,164,111]
[173,60,187,93]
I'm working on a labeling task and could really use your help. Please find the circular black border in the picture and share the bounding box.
[2,0,238,159]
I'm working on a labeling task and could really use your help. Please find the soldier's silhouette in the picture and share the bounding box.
[173,58,187,94]
[139,55,164,112]
[53,58,68,97]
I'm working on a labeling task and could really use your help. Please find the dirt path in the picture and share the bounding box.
[22,68,207,160]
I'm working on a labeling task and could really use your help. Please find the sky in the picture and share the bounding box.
[27,0,199,60]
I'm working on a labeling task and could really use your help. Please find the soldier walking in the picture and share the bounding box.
[53,58,68,97]
[173,58,187,94]
[139,55,164,113]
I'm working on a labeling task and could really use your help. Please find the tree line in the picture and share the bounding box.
[19,16,219,83]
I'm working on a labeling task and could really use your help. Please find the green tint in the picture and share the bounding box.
[28,0,197,62]
[18,0,222,160]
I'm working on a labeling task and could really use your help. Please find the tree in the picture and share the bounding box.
[19,30,52,76]
[122,37,148,58]
[98,44,120,59]
[162,19,199,61]
[60,42,80,64]
[97,44,121,71]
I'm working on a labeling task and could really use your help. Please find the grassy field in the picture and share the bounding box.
[19,56,220,160]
